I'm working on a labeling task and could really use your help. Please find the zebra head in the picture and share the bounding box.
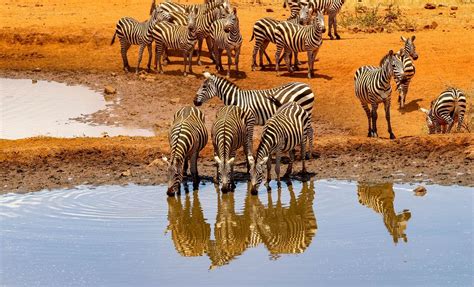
[194,72,218,106]
[249,155,269,195]
[224,7,239,33]
[162,156,183,196]
[401,35,418,60]
[187,8,198,37]
[420,108,436,134]
[150,5,173,25]
[214,156,235,193]
[313,10,326,34]
[298,5,311,25]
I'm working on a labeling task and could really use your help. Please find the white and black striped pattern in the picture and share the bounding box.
[284,0,345,40]
[164,106,208,196]
[395,35,418,109]
[249,102,313,194]
[210,7,243,78]
[275,10,325,78]
[169,11,189,26]
[111,3,171,73]
[250,5,311,71]
[212,106,256,193]
[159,0,224,15]
[152,10,198,76]
[354,50,404,139]
[194,72,315,126]
[420,88,467,134]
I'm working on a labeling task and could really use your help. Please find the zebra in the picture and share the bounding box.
[162,106,208,196]
[159,0,225,15]
[210,7,243,78]
[152,9,198,76]
[249,102,313,195]
[283,0,346,40]
[250,4,312,71]
[357,183,411,244]
[212,106,256,193]
[420,88,467,134]
[110,2,171,73]
[354,49,404,139]
[395,35,418,109]
[275,10,326,78]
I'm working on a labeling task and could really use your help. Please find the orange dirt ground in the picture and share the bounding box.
[0,0,473,192]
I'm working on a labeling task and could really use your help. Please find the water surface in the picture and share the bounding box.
[1,180,472,286]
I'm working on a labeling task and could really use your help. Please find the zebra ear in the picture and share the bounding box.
[419,108,430,115]
[259,157,269,165]
[233,7,237,15]
[248,156,255,165]
[203,71,212,79]
[150,0,156,15]
[411,35,416,41]
[228,157,235,165]
[162,156,169,165]
[214,156,222,164]
[400,36,407,42]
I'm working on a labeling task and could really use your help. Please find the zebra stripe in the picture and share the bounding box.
[210,7,243,78]
[212,106,256,193]
[249,102,313,194]
[275,10,325,78]
[395,35,418,108]
[194,72,315,126]
[357,183,411,244]
[165,106,208,196]
[152,10,198,76]
[160,0,224,15]
[354,50,404,139]
[111,4,171,73]
[250,5,312,71]
[421,88,467,134]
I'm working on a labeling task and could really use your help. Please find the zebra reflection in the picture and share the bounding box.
[357,183,411,244]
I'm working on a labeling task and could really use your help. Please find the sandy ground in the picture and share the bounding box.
[0,0,473,192]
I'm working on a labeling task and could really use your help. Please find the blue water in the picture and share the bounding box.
[1,180,472,286]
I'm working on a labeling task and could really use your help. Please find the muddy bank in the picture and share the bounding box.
[1,135,472,193]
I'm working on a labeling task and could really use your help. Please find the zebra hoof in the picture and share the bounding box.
[390,133,396,140]
[335,34,341,40]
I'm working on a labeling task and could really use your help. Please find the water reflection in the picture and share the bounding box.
[166,181,318,268]
[357,183,411,244]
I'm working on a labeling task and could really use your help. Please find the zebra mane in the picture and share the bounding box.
[379,50,394,66]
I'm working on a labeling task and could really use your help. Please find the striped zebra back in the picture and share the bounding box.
[284,0,345,16]
[166,192,211,257]
[169,11,188,26]
[357,183,411,244]
[423,88,467,133]
[195,5,228,40]
[152,11,198,51]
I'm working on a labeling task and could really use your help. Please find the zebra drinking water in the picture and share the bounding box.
[396,35,418,109]
[111,2,171,73]
[163,106,209,196]
[249,102,313,195]
[354,49,404,139]
[212,106,256,193]
[420,88,467,134]
[275,10,326,78]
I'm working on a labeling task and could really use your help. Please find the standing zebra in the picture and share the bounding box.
[152,10,198,76]
[354,50,404,139]
[250,5,312,71]
[275,10,326,78]
[212,106,256,193]
[111,3,171,73]
[163,106,208,196]
[420,88,467,134]
[210,7,243,78]
[283,0,345,40]
[395,35,418,109]
[249,102,313,194]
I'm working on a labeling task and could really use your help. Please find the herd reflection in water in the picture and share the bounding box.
[166,181,411,268]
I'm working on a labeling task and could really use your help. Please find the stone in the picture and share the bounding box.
[413,186,427,196]
[32,79,38,84]
[111,72,117,77]
[120,170,132,177]
[431,21,438,29]
[104,85,116,94]
[424,3,436,9]
[450,6,458,10]
[33,67,41,72]
[170,98,180,104]
[266,8,274,12]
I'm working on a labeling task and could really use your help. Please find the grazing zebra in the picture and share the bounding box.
[152,10,198,76]
[249,102,313,194]
[395,35,418,109]
[283,0,345,40]
[420,88,467,134]
[354,49,404,139]
[250,5,312,71]
[357,183,411,244]
[210,7,243,78]
[111,3,171,73]
[194,72,315,126]
[212,106,256,193]
[163,106,208,196]
[275,10,326,78]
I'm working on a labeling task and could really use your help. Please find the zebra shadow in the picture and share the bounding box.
[400,98,422,114]
[278,71,333,80]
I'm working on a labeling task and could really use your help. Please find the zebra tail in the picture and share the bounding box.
[111,31,117,46]
[250,30,254,42]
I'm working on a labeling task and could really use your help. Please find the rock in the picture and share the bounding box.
[424,3,436,9]
[450,6,458,10]
[266,8,274,12]
[170,98,180,104]
[148,158,166,168]
[413,186,427,196]
[104,85,116,94]
[32,79,38,84]
[145,76,155,82]
[437,3,447,7]
[431,21,438,29]
[111,72,117,77]
[33,67,41,72]
[120,170,132,177]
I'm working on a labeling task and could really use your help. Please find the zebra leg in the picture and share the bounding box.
[307,50,314,79]
[275,152,281,182]
[328,13,335,40]
[284,50,293,73]
[275,45,283,76]
[446,118,455,133]
[333,13,341,40]
[293,52,300,71]
[383,101,396,139]
[197,39,203,66]
[283,149,295,178]
[235,46,241,77]
[301,134,307,174]
[306,122,314,160]
[262,41,272,66]
[190,152,199,190]
[120,39,131,72]
[371,104,379,138]
[252,40,261,71]
[183,159,189,177]
[183,51,188,77]
[225,48,232,78]
[146,44,153,73]
[361,103,372,137]
[266,157,272,185]
[205,37,215,63]
[457,111,465,132]
[188,48,194,74]
[136,44,146,74]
